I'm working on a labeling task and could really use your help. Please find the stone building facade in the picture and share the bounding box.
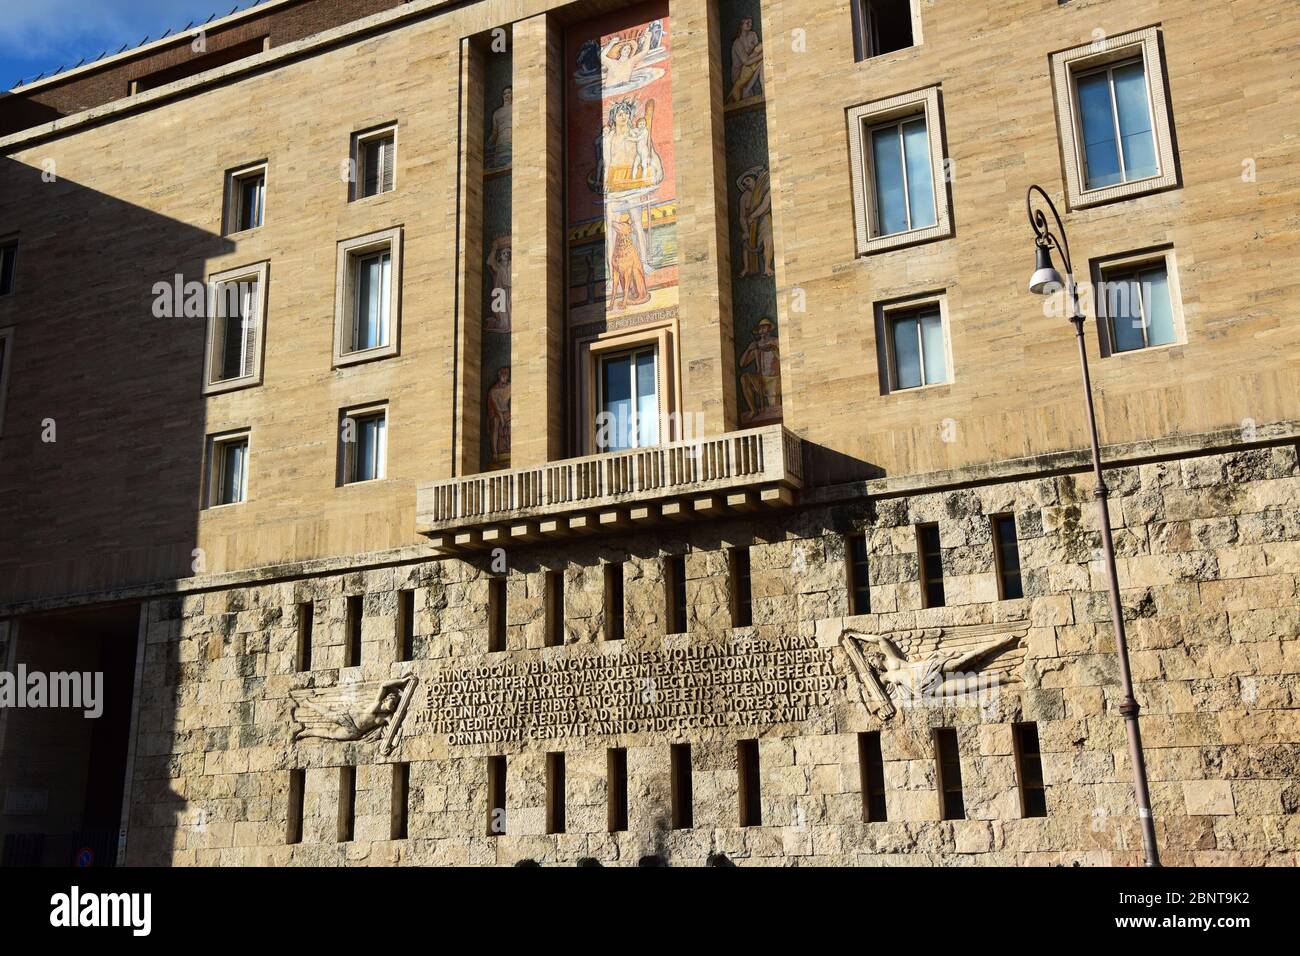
[0,0,1297,867]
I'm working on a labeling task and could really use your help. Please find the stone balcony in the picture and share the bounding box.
[417,425,804,551]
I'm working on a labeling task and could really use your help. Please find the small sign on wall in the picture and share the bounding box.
[3,786,49,815]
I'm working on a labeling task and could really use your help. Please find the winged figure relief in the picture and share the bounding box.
[839,622,1028,719]
[290,675,419,756]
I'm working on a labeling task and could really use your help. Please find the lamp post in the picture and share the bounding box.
[1025,185,1161,868]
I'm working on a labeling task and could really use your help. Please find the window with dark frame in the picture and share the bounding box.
[917,523,945,608]
[670,743,693,829]
[607,747,629,833]
[887,305,947,389]
[604,562,625,641]
[487,755,507,836]
[345,595,363,667]
[340,408,387,484]
[729,547,753,628]
[738,739,762,827]
[859,731,887,822]
[488,577,507,652]
[1014,722,1048,818]
[546,570,565,648]
[992,514,1024,600]
[934,727,965,820]
[665,554,688,635]
[286,769,305,845]
[396,588,415,661]
[390,762,410,840]
[846,533,871,614]
[296,601,314,671]
[1100,260,1177,353]
[337,766,356,842]
[0,241,17,296]
[853,0,916,61]
[227,165,265,233]
[207,433,249,507]
[546,752,566,835]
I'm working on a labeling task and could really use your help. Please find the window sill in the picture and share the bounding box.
[885,379,952,397]
[1072,173,1178,210]
[334,345,399,369]
[202,375,262,397]
[857,221,952,257]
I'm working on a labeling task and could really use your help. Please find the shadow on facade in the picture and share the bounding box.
[0,155,231,865]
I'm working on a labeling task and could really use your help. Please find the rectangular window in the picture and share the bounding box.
[1101,261,1177,353]
[203,262,268,392]
[607,747,629,833]
[870,116,937,237]
[225,163,266,233]
[934,728,965,820]
[1014,722,1047,818]
[597,347,659,452]
[286,769,305,845]
[917,523,945,608]
[1075,59,1157,191]
[206,432,249,507]
[604,562,625,642]
[737,739,762,827]
[487,577,507,652]
[487,755,506,836]
[390,762,410,839]
[848,88,950,255]
[846,533,871,614]
[337,766,356,842]
[853,0,916,60]
[888,306,947,389]
[859,731,887,822]
[546,752,566,835]
[345,595,363,668]
[729,547,753,628]
[545,571,565,648]
[665,555,688,635]
[0,240,16,296]
[353,127,396,199]
[296,601,314,671]
[992,514,1024,600]
[1052,28,1177,208]
[396,589,415,661]
[340,406,387,484]
[0,326,12,435]
[334,229,402,365]
[670,743,693,829]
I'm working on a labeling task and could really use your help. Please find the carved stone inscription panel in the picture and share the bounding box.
[413,639,838,746]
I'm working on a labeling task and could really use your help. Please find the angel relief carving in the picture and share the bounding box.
[290,675,419,755]
[839,622,1028,719]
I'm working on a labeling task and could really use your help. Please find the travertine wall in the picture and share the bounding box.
[124,443,1300,866]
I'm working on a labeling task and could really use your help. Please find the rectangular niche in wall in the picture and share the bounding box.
[480,30,513,471]
[720,0,782,427]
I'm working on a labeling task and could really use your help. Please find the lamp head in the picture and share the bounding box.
[1028,244,1066,295]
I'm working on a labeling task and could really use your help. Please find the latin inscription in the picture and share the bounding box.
[412,639,838,745]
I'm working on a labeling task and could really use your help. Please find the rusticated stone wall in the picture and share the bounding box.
[124,443,1300,866]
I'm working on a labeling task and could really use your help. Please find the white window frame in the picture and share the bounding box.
[223,161,268,235]
[1052,26,1178,209]
[596,345,660,453]
[202,260,269,395]
[350,124,398,201]
[874,293,954,394]
[1089,247,1186,358]
[0,326,13,436]
[847,86,952,256]
[574,323,680,456]
[205,429,251,508]
[852,0,923,62]
[339,403,389,485]
[333,227,403,367]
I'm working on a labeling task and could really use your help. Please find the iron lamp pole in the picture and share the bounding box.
[1025,185,1161,867]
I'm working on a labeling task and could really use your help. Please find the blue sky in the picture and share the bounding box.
[2,0,264,89]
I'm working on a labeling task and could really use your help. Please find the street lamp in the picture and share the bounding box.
[1024,184,1161,868]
